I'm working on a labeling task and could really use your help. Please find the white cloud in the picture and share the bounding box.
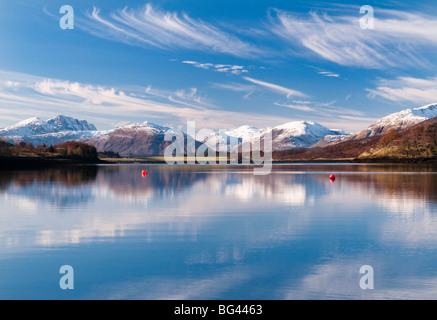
[318,71,340,78]
[212,82,256,99]
[292,100,311,104]
[274,101,367,118]
[339,115,379,122]
[182,60,249,75]
[180,60,196,65]
[283,258,437,299]
[243,76,307,98]
[82,4,262,58]
[88,268,253,300]
[274,102,316,112]
[367,75,437,105]
[212,82,255,92]
[215,77,308,100]
[213,80,368,131]
[0,70,302,130]
[270,8,437,68]
[4,80,20,89]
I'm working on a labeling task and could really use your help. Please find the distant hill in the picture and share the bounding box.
[249,121,346,151]
[0,115,105,146]
[0,116,347,156]
[86,121,175,157]
[1,103,436,158]
[0,115,97,136]
[274,117,437,162]
[312,103,437,148]
[356,117,437,160]
[0,140,101,170]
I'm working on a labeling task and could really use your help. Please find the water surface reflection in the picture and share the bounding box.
[0,164,436,299]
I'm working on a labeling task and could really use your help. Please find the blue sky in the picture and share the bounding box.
[1,0,437,132]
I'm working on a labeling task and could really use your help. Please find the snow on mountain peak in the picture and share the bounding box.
[224,125,262,138]
[267,121,344,150]
[415,103,437,110]
[0,115,97,135]
[377,103,437,125]
[273,121,324,135]
[121,121,169,132]
[201,125,263,152]
[337,103,437,142]
[46,115,97,132]
[14,117,43,126]
[0,115,99,146]
[0,117,49,137]
[410,103,437,119]
[361,103,437,137]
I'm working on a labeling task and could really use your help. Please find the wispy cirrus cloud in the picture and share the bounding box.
[0,70,375,132]
[274,102,316,112]
[214,77,306,100]
[213,81,359,116]
[0,70,299,130]
[182,61,249,75]
[270,7,437,69]
[81,3,262,58]
[0,71,210,128]
[367,75,437,105]
[212,79,369,131]
[242,76,307,98]
[212,82,256,99]
[318,71,339,78]
[273,100,373,131]
[274,100,364,117]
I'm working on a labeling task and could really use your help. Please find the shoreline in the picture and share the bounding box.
[0,156,108,171]
[101,157,437,164]
[2,156,436,171]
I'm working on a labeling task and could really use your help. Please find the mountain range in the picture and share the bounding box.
[274,116,437,161]
[1,103,436,157]
[202,121,346,152]
[0,115,107,147]
[0,116,347,156]
[313,103,437,147]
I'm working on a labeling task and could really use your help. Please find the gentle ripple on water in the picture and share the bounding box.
[0,163,436,299]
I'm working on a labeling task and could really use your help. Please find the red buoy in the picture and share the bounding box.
[142,170,148,177]
[329,174,335,181]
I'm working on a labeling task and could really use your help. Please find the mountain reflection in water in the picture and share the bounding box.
[0,163,436,299]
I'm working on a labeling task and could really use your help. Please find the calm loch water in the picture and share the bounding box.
[0,163,437,299]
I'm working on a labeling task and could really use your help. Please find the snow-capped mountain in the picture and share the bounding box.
[310,134,350,148]
[4,103,435,156]
[269,121,347,150]
[315,103,437,148]
[352,103,437,140]
[114,121,169,134]
[47,115,97,132]
[0,115,102,146]
[0,116,185,156]
[0,116,348,155]
[86,121,178,156]
[203,125,264,152]
[0,115,96,137]
[203,121,346,152]
[243,121,347,151]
